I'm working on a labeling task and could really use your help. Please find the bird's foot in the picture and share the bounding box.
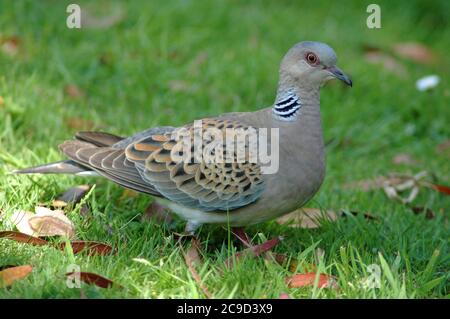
[173,220,202,241]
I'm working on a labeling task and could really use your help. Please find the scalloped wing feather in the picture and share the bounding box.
[125,119,265,211]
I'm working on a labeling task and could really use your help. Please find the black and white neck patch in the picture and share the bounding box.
[272,90,302,121]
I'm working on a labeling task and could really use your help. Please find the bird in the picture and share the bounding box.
[14,41,352,234]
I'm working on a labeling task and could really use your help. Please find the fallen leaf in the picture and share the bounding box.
[0,96,4,107]
[277,208,338,228]
[9,210,36,236]
[278,292,291,299]
[53,185,91,208]
[362,44,382,53]
[392,153,419,166]
[365,51,407,77]
[0,231,48,246]
[393,42,436,64]
[344,172,440,204]
[1,36,20,56]
[66,272,117,289]
[224,237,282,268]
[286,272,337,289]
[0,265,33,288]
[64,84,85,98]
[59,241,115,256]
[230,228,252,247]
[0,231,113,256]
[428,183,450,196]
[29,206,75,238]
[142,202,173,225]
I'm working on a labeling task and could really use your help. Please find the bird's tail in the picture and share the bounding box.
[12,160,97,176]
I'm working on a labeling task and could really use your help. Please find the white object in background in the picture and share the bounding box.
[416,75,440,91]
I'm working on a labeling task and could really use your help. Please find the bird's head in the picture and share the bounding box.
[280,41,352,89]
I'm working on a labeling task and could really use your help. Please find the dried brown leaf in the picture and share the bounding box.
[66,271,117,289]
[344,172,435,205]
[231,228,252,248]
[0,265,33,288]
[278,292,291,299]
[54,185,91,208]
[365,51,407,77]
[393,42,436,64]
[1,36,20,56]
[59,241,115,256]
[0,231,48,246]
[286,272,337,289]
[392,153,419,166]
[224,237,282,268]
[9,210,36,236]
[29,207,75,238]
[429,183,450,196]
[0,231,113,256]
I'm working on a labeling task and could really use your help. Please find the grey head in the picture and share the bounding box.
[278,41,352,90]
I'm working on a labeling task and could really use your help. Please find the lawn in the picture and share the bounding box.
[0,0,448,298]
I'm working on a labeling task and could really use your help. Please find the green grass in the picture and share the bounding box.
[0,0,449,298]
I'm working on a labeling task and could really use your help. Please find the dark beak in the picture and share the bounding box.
[327,66,352,87]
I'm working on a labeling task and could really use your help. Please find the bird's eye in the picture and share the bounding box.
[306,53,318,65]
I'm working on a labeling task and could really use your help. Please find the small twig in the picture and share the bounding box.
[179,240,212,299]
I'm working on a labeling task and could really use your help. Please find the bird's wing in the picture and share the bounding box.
[59,128,175,196]
[60,120,265,211]
[125,118,265,211]
[59,140,162,196]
